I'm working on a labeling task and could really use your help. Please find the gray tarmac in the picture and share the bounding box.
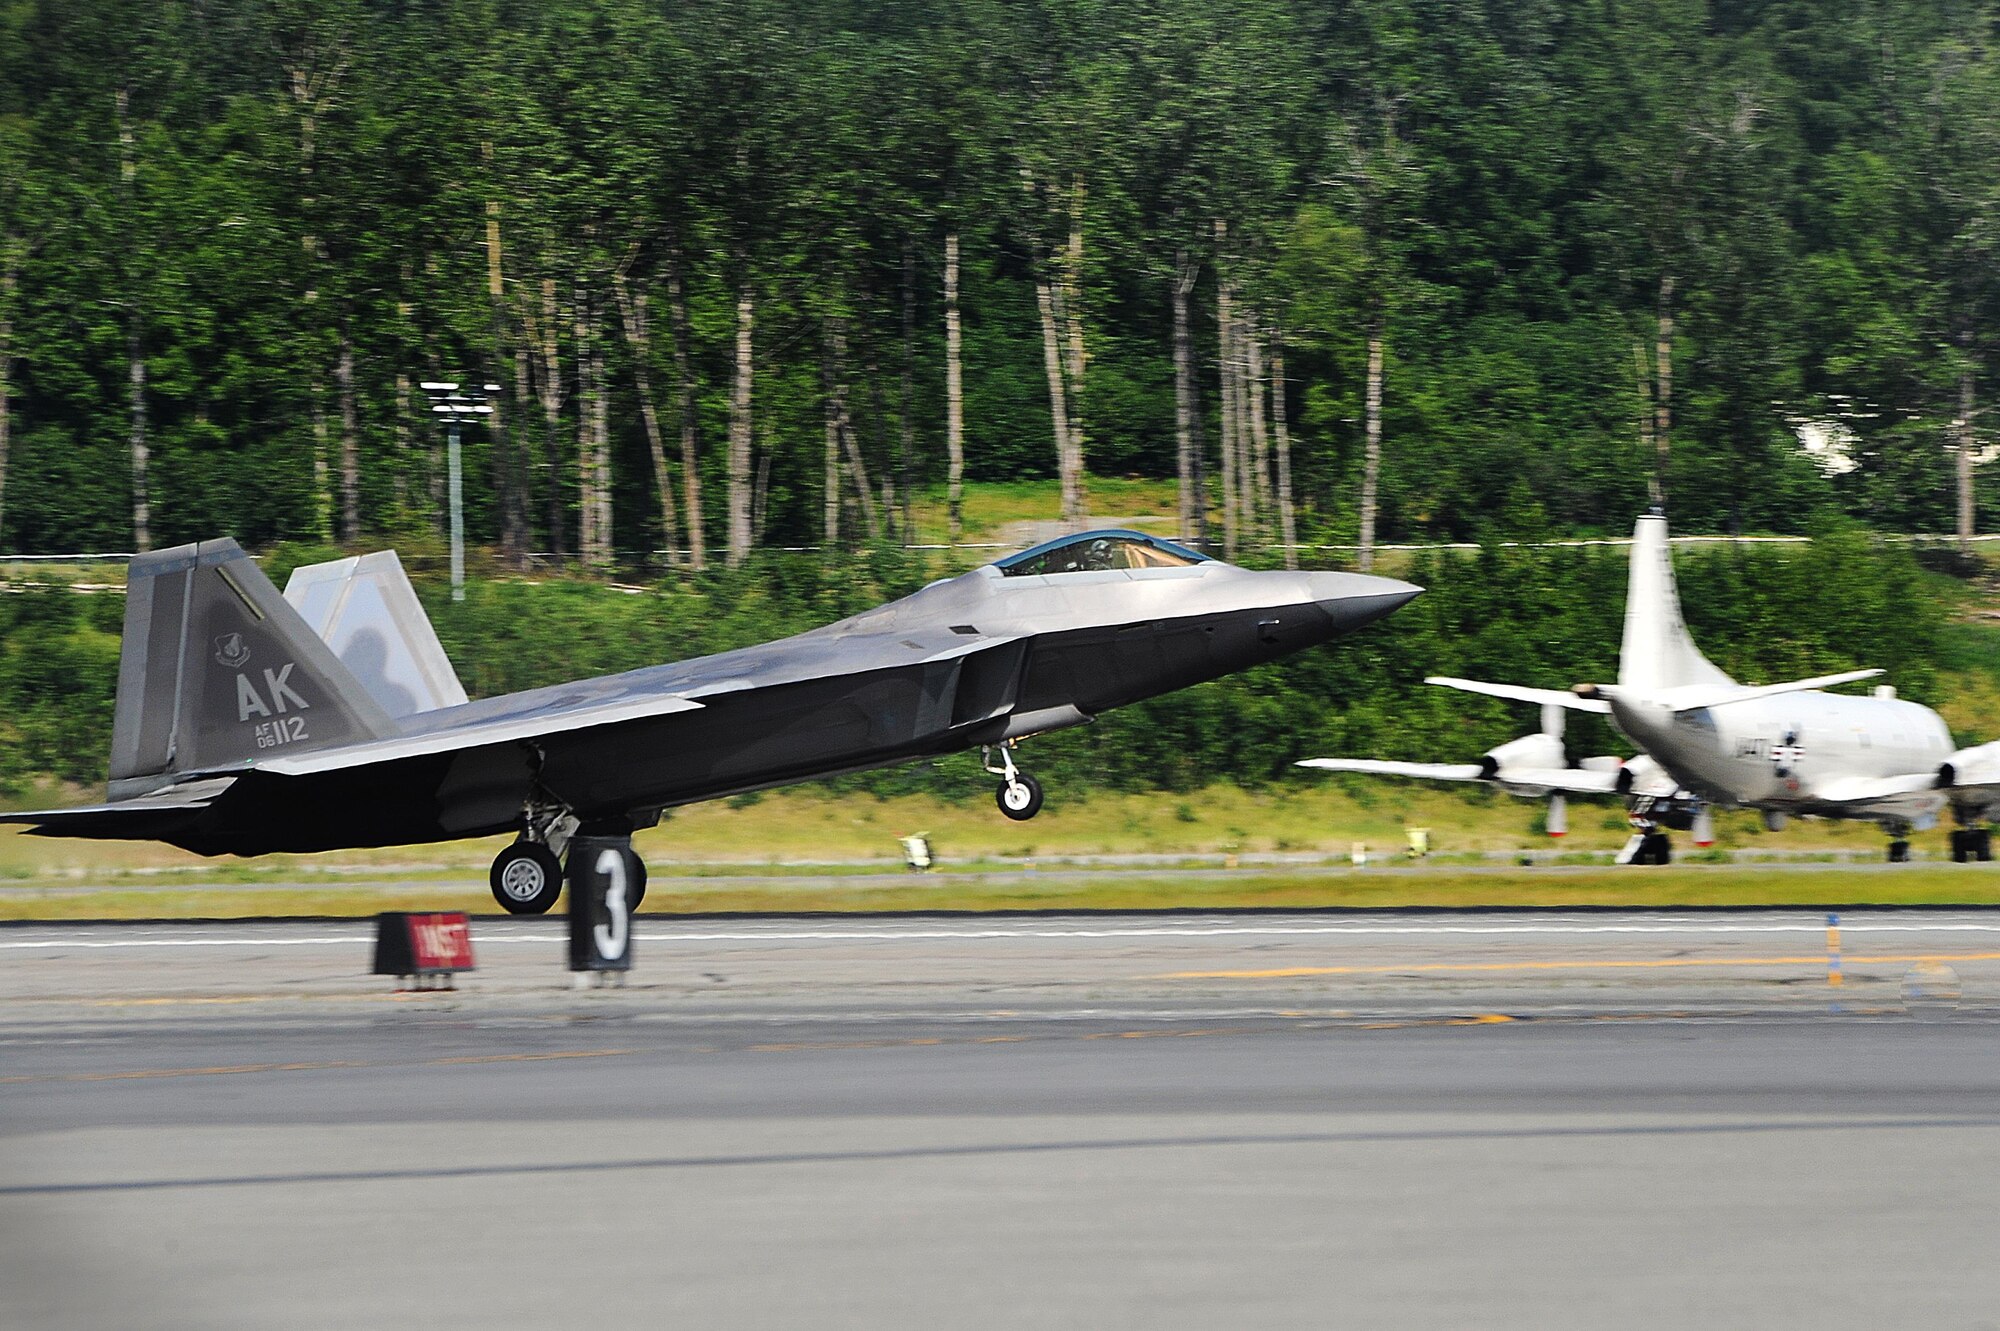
[4,909,2000,1329]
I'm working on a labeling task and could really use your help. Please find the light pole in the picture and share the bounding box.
[418,381,498,602]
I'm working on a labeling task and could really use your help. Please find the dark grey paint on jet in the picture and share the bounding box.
[3,530,1417,908]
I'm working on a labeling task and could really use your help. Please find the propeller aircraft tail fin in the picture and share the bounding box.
[1619,512,1735,692]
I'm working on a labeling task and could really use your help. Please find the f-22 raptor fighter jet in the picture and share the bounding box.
[1302,511,2000,865]
[3,529,1418,912]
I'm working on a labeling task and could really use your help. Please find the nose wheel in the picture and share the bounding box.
[997,772,1045,820]
[984,744,1046,821]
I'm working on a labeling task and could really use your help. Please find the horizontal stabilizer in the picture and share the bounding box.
[1297,758,1487,782]
[1599,668,1885,713]
[0,777,236,839]
[1424,677,1612,714]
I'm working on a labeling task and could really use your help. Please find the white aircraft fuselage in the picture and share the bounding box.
[1607,688,1952,822]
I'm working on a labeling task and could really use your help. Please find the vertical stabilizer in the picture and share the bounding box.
[283,551,469,719]
[1618,513,1734,691]
[109,540,396,798]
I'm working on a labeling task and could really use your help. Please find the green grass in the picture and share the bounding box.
[0,783,1923,885]
[6,782,1999,919]
[7,862,2000,921]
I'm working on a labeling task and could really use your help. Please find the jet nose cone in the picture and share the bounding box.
[1309,572,1423,633]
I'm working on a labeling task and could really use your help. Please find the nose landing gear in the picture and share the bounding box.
[983,743,1045,821]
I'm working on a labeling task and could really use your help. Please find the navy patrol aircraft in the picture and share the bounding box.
[2,530,1418,912]
[1302,511,2000,865]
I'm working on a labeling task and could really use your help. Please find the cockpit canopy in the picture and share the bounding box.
[994,529,1212,577]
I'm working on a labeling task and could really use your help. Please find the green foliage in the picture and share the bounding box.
[0,2,1995,558]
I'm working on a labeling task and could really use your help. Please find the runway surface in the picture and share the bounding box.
[5,909,2000,1328]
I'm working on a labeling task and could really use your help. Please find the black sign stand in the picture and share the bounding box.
[567,836,639,986]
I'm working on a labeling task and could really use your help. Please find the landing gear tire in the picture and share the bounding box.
[491,842,564,914]
[997,772,1045,821]
[1631,832,1672,865]
[1951,829,1970,863]
[1888,839,1911,864]
[627,855,648,910]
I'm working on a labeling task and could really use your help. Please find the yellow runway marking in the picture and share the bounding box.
[1155,951,2000,980]
[0,1048,634,1085]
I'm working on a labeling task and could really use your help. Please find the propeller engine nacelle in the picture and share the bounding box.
[1478,731,1566,779]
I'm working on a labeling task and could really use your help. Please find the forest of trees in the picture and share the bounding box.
[0,1,1996,566]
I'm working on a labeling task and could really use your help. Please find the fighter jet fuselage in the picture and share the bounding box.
[5,530,1419,908]
[231,548,1412,857]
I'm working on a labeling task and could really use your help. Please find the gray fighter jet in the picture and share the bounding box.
[1301,511,2000,864]
[2,530,1418,911]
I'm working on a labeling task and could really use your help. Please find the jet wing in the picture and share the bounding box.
[256,693,707,776]
[1592,668,1885,713]
[1424,677,1612,714]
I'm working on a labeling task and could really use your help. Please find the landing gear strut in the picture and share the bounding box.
[1949,827,1994,863]
[1617,800,1672,865]
[491,805,655,915]
[983,743,1045,821]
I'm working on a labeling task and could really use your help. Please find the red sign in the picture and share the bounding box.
[406,912,474,971]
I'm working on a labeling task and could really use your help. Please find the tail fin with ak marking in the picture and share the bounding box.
[108,540,395,798]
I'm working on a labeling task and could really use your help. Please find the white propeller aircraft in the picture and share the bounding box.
[1301,511,2000,864]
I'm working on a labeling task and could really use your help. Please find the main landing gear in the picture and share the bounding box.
[1880,817,1922,863]
[1620,830,1673,865]
[1948,827,1993,863]
[1617,798,1673,865]
[491,841,563,914]
[488,808,649,915]
[983,743,1045,821]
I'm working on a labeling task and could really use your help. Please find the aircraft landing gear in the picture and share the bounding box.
[491,842,563,914]
[1949,828,1993,863]
[983,743,1045,821]
[1887,839,1912,863]
[1617,830,1672,864]
[1617,803,1672,865]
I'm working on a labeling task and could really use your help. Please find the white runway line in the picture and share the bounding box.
[5,914,2000,949]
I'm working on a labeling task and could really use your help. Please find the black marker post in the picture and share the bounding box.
[567,837,639,987]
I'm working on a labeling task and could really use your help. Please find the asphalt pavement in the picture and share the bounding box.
[4,909,1999,1329]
